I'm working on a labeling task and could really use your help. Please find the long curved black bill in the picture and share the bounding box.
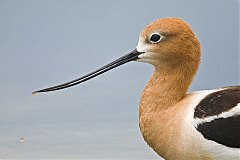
[32,49,143,94]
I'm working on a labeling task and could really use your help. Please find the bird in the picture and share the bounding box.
[33,18,240,160]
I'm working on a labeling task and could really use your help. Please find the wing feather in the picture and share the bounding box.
[194,87,240,148]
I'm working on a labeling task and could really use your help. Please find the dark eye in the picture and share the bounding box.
[149,33,161,43]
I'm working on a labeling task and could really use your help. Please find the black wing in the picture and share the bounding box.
[196,115,240,148]
[194,87,240,148]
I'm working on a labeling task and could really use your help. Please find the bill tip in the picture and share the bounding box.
[32,91,39,95]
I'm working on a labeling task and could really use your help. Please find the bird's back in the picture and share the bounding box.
[182,86,240,159]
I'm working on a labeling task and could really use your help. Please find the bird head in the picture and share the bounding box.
[136,18,201,69]
[33,18,201,94]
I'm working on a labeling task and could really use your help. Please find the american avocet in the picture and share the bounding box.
[33,18,240,160]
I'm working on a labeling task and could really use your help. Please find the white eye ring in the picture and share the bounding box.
[149,33,162,44]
